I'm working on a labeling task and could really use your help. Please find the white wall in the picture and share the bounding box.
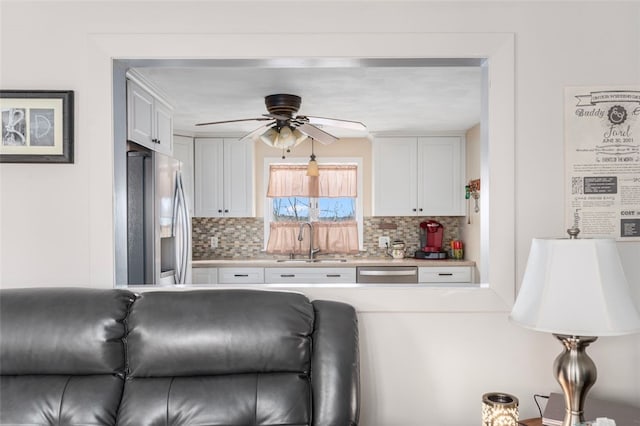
[1,2,639,424]
[461,124,481,282]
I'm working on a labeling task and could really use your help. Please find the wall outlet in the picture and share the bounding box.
[378,236,390,248]
[210,236,218,249]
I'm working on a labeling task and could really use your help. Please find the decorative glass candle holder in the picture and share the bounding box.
[482,392,519,426]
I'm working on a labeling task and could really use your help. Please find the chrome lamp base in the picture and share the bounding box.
[553,334,598,426]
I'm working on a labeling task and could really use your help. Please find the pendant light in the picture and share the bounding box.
[307,138,319,177]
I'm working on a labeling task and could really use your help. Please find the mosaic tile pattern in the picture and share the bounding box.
[362,216,461,258]
[192,216,461,260]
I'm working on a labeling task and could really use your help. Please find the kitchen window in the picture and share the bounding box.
[264,160,363,254]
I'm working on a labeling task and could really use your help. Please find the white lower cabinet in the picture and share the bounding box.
[418,266,472,283]
[192,267,218,284]
[193,265,472,284]
[265,268,356,284]
[218,267,264,284]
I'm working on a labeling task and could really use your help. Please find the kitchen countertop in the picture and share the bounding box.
[193,257,475,268]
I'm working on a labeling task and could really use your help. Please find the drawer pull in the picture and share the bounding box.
[438,273,453,276]
[326,274,341,278]
[280,274,296,278]
[234,274,249,277]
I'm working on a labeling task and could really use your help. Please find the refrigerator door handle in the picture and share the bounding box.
[175,171,190,284]
[180,179,190,284]
[172,173,183,284]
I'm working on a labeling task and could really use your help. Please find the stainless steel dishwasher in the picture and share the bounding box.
[356,266,418,283]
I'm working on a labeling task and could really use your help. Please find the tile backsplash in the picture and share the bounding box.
[192,216,462,260]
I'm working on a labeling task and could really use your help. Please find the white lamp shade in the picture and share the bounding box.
[510,238,640,336]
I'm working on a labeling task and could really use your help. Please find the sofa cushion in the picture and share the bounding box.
[0,287,135,375]
[116,373,310,426]
[126,289,314,377]
[0,375,123,426]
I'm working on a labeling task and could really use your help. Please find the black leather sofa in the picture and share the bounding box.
[0,288,359,426]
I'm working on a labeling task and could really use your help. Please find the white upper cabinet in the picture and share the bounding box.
[416,137,464,215]
[373,136,465,216]
[372,137,418,216]
[194,137,254,217]
[126,78,173,156]
[172,135,195,217]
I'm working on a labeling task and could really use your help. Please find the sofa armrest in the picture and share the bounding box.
[311,300,360,426]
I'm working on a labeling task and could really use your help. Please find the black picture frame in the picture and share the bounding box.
[0,90,74,163]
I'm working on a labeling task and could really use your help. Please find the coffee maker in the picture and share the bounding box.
[415,220,447,259]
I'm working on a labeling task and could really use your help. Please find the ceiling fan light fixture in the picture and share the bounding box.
[259,127,278,147]
[293,128,308,147]
[276,126,296,148]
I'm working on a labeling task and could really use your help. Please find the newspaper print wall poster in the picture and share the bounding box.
[565,87,640,240]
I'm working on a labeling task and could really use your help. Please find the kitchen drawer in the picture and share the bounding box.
[265,268,356,284]
[218,267,264,284]
[418,266,472,283]
[192,267,218,284]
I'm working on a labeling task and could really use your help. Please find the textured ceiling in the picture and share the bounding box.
[133,61,482,138]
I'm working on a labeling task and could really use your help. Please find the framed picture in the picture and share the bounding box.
[0,90,74,163]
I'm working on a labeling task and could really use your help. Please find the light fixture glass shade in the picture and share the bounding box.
[306,158,319,177]
[259,128,279,147]
[482,393,519,426]
[292,128,308,146]
[510,238,640,336]
[276,126,295,148]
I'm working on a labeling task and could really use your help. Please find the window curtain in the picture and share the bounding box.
[266,164,359,254]
[314,221,359,254]
[266,164,357,198]
[267,221,360,254]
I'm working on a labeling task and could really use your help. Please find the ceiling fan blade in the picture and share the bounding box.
[195,117,272,127]
[239,122,275,141]
[297,123,339,145]
[262,113,291,121]
[301,115,367,131]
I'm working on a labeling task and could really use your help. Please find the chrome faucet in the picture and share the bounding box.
[298,222,320,260]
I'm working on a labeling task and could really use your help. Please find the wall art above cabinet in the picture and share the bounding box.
[372,136,466,216]
[126,72,173,156]
[194,137,254,218]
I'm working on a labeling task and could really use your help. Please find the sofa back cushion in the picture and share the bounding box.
[0,287,135,426]
[0,287,135,375]
[118,289,315,426]
[125,289,314,377]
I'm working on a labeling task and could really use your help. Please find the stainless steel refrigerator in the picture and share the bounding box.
[127,150,191,285]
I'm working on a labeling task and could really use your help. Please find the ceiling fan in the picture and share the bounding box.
[195,94,367,147]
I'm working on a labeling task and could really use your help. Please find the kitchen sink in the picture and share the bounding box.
[276,258,348,263]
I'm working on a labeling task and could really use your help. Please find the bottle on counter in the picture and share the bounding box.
[451,240,464,260]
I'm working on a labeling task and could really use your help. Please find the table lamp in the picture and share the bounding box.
[509,229,640,426]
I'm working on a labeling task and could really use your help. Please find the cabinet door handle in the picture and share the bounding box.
[412,208,417,212]
[218,209,223,213]
[280,274,296,278]
[419,208,423,212]
[326,274,341,278]
[224,209,229,213]
[234,274,249,277]
[438,273,453,276]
